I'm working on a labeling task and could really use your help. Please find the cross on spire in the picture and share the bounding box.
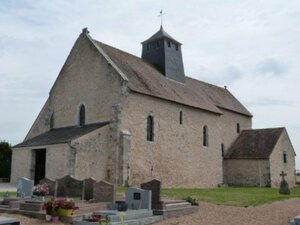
[158,10,166,26]
[280,171,287,181]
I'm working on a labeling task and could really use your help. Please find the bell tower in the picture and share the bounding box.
[141,26,185,83]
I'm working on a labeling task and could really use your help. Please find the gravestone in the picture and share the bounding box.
[125,187,151,210]
[84,177,96,201]
[0,217,20,225]
[141,179,162,209]
[279,171,290,195]
[93,180,115,202]
[16,177,33,197]
[56,175,84,198]
[39,177,55,196]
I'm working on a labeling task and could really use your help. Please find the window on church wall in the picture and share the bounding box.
[50,113,54,129]
[147,115,154,142]
[236,123,240,133]
[146,44,150,51]
[79,104,86,127]
[167,40,171,48]
[203,125,208,147]
[179,111,183,124]
[156,40,160,48]
[175,44,178,51]
[283,152,287,163]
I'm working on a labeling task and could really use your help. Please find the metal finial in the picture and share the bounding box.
[158,10,166,27]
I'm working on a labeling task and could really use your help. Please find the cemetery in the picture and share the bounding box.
[0,177,198,224]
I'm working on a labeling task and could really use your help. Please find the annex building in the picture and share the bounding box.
[11,27,296,188]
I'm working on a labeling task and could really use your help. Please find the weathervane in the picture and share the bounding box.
[158,10,166,26]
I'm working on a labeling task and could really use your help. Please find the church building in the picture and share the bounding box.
[11,27,296,187]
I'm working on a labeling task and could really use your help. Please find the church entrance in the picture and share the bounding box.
[33,149,46,185]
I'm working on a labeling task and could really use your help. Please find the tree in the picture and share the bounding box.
[0,141,12,181]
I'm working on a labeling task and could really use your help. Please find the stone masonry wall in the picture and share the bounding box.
[73,125,112,181]
[269,129,296,187]
[224,159,270,187]
[25,33,123,135]
[10,144,70,183]
[120,92,225,188]
[218,109,252,156]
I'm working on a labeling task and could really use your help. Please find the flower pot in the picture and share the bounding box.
[57,208,73,216]
[45,214,52,221]
[51,215,60,223]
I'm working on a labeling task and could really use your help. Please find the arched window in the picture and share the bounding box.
[237,123,240,133]
[203,125,208,147]
[147,115,154,142]
[50,113,54,129]
[79,104,85,127]
[283,152,287,163]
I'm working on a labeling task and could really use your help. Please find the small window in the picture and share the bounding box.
[79,104,85,127]
[236,123,240,133]
[179,111,183,124]
[283,152,287,163]
[147,115,154,142]
[221,144,225,157]
[175,44,178,51]
[203,125,208,147]
[146,44,150,51]
[156,41,160,47]
[167,40,171,48]
[50,113,54,129]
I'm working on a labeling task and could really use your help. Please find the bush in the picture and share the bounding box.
[0,141,12,181]
[184,196,199,206]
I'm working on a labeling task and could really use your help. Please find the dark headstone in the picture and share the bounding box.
[84,177,96,201]
[141,179,163,209]
[279,180,290,195]
[279,171,290,195]
[56,175,84,198]
[93,180,115,202]
[39,178,55,196]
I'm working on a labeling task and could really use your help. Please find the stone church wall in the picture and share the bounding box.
[10,143,70,183]
[218,109,252,156]
[120,91,223,188]
[224,159,270,187]
[25,33,123,137]
[73,125,112,181]
[269,129,296,187]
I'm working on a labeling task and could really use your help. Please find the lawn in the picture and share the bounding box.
[161,187,300,207]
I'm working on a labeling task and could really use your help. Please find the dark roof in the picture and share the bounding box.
[141,26,181,44]
[13,122,109,148]
[95,40,252,117]
[225,128,285,159]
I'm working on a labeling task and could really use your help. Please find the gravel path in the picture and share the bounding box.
[1,198,300,225]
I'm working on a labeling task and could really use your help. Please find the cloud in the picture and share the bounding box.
[257,58,287,77]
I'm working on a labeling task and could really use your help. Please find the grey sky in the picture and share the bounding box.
[1,0,299,168]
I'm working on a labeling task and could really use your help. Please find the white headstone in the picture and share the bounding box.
[125,187,151,210]
[16,177,33,197]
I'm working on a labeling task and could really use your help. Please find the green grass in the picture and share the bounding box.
[161,187,300,207]
[0,191,16,196]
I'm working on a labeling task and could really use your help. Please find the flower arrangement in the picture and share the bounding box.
[33,183,49,196]
[55,198,79,211]
[43,198,55,215]
[42,198,79,216]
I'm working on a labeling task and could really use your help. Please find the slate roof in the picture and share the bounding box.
[225,128,285,159]
[141,26,181,44]
[14,122,109,148]
[94,40,252,117]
